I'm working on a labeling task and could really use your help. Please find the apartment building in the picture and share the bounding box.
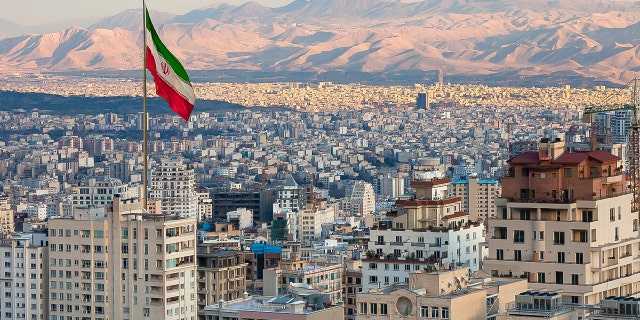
[201,295,344,320]
[0,205,14,237]
[0,232,49,320]
[299,201,335,243]
[69,177,129,208]
[356,268,528,320]
[449,174,500,221]
[344,260,363,320]
[48,195,197,320]
[195,250,246,319]
[263,258,344,305]
[345,180,376,217]
[149,161,198,219]
[484,138,640,306]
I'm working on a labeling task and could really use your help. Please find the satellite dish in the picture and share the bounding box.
[396,296,413,316]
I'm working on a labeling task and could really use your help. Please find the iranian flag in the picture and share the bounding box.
[145,9,195,121]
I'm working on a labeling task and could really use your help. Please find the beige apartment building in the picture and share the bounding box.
[263,258,344,305]
[356,267,528,320]
[450,174,500,221]
[195,249,246,318]
[0,232,49,320]
[484,138,640,306]
[48,195,197,320]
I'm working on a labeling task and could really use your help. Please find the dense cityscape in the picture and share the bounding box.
[0,67,639,320]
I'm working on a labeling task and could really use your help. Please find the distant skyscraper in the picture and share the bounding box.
[438,67,444,87]
[416,92,428,109]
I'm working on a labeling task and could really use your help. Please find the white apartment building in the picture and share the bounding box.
[363,224,484,291]
[361,176,486,291]
[48,195,198,320]
[150,161,198,219]
[346,180,375,217]
[71,177,129,207]
[0,232,49,320]
[375,173,405,199]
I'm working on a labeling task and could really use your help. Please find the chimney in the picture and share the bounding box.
[538,138,550,160]
[550,138,565,159]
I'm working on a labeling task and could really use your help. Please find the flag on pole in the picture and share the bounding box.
[145,9,195,121]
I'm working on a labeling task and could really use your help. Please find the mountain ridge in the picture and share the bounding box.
[1,0,640,83]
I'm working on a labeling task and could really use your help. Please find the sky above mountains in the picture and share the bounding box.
[2,0,294,26]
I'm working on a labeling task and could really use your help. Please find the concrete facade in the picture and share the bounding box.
[484,139,640,306]
[48,195,198,320]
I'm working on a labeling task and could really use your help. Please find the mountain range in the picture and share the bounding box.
[1,0,640,84]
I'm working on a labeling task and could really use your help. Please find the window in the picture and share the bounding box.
[572,274,578,285]
[539,231,544,240]
[514,230,525,243]
[380,303,388,315]
[442,307,449,319]
[370,303,377,315]
[576,252,584,264]
[514,250,521,261]
[359,303,367,314]
[431,307,439,318]
[557,252,565,263]
[121,227,129,239]
[610,208,616,221]
[582,210,593,222]
[538,273,545,283]
[368,276,378,284]
[496,249,504,260]
[556,271,563,284]
[520,210,530,220]
[421,306,429,317]
[553,232,564,245]
[564,168,572,177]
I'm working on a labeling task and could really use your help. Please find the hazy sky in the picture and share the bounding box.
[2,0,294,26]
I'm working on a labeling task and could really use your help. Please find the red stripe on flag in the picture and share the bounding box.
[146,48,194,121]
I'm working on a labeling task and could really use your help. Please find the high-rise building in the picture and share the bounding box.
[449,174,500,221]
[0,232,49,320]
[416,92,428,110]
[70,177,129,208]
[150,161,198,219]
[484,138,639,306]
[195,248,246,319]
[345,180,375,217]
[48,195,198,320]
[0,196,14,238]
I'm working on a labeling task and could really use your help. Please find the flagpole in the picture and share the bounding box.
[142,0,148,210]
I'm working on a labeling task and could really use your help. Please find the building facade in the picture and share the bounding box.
[150,161,198,219]
[450,175,499,221]
[484,138,640,305]
[0,232,49,320]
[48,195,198,320]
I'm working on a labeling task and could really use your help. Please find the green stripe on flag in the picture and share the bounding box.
[145,9,191,84]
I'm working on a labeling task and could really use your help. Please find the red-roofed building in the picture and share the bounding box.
[485,138,640,309]
[503,139,625,202]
